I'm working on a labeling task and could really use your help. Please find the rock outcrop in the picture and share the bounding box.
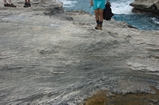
[130,0,159,14]
[0,0,159,105]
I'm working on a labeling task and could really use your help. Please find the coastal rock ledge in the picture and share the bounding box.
[0,0,159,105]
[130,0,159,13]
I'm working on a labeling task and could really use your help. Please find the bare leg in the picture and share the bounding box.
[94,9,103,30]
[24,0,31,7]
[94,9,104,22]
[4,0,16,7]
[94,9,100,29]
[98,9,103,22]
[94,9,99,21]
[4,0,7,3]
[8,0,11,3]
[25,0,30,2]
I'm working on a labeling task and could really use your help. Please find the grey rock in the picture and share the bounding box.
[130,0,159,14]
[0,0,159,105]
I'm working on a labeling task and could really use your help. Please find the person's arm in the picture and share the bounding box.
[90,0,93,6]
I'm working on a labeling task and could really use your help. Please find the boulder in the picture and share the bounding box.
[130,0,159,14]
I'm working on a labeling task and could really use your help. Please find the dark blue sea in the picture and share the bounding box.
[59,0,159,30]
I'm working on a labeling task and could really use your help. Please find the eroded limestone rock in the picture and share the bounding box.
[130,0,159,13]
[0,0,159,105]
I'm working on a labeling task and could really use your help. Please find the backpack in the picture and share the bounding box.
[103,2,114,21]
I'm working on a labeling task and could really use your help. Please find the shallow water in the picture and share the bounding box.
[59,0,159,30]
[84,86,159,105]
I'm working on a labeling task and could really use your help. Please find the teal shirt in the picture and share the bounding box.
[93,0,105,10]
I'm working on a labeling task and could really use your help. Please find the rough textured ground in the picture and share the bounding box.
[0,0,159,105]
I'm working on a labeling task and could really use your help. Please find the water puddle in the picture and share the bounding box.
[82,86,159,105]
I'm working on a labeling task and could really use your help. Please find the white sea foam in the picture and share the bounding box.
[151,17,159,25]
[111,0,133,14]
[59,0,77,7]
[59,0,133,14]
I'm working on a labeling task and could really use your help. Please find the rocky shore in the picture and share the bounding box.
[130,0,159,14]
[0,0,159,105]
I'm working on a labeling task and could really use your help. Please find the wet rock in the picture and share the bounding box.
[130,0,159,14]
[83,86,159,105]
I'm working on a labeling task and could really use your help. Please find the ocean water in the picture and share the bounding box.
[59,0,159,30]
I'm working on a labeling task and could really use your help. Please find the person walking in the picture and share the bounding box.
[3,0,16,7]
[90,0,106,30]
[24,0,31,8]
